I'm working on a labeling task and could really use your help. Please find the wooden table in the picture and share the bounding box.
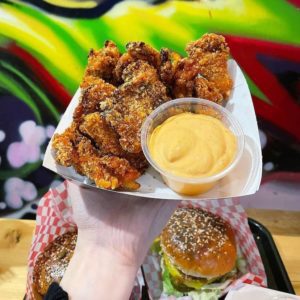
[0,219,34,300]
[0,210,299,299]
[246,209,300,296]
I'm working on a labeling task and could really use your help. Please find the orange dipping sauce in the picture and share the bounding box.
[148,112,237,195]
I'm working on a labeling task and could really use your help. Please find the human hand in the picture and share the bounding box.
[68,180,178,266]
[61,180,177,300]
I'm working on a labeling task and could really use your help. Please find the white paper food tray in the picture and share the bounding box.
[43,60,262,201]
[225,284,299,300]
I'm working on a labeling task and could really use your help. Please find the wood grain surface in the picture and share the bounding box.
[0,219,34,300]
[246,209,300,236]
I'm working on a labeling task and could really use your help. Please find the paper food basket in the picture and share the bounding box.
[43,60,262,201]
[143,198,267,299]
[26,183,267,299]
[25,181,145,300]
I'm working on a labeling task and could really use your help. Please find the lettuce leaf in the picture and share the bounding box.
[187,290,221,300]
[161,258,184,297]
[160,256,235,300]
[156,242,246,300]
[150,237,162,254]
[161,258,222,300]
[236,256,247,274]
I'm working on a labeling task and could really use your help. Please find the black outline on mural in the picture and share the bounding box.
[7,0,169,18]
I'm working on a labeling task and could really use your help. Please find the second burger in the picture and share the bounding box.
[155,207,240,298]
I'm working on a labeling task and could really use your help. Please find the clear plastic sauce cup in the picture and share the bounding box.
[141,98,245,196]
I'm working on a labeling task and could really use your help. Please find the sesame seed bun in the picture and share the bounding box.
[33,231,77,296]
[160,208,237,278]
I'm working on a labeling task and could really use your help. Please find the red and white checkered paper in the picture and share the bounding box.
[25,181,143,300]
[142,198,267,299]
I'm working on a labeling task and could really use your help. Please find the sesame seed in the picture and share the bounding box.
[161,208,229,256]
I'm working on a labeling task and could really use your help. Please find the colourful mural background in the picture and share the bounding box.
[0,0,299,217]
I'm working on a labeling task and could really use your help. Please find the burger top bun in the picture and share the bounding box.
[33,231,77,296]
[160,208,237,279]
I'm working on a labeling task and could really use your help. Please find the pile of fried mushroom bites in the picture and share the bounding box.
[52,33,233,190]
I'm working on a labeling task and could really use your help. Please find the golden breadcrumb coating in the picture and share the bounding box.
[52,126,141,190]
[124,152,149,173]
[79,112,124,156]
[114,53,132,83]
[114,41,161,82]
[83,40,120,84]
[174,33,232,101]
[74,77,115,121]
[159,48,181,90]
[52,123,79,167]
[194,76,223,104]
[186,33,232,99]
[126,41,161,69]
[75,136,140,190]
[106,60,169,153]
[52,35,233,190]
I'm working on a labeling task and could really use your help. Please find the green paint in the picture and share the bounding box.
[1,0,300,97]
[12,1,88,62]
[167,0,300,45]
[0,161,42,180]
[1,62,60,121]
[0,35,10,45]
[244,73,271,104]
[0,71,43,123]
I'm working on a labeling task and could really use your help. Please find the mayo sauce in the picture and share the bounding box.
[149,112,236,180]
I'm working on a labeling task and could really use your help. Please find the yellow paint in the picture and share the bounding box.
[149,113,237,195]
[104,2,193,47]
[0,4,83,82]
[44,0,97,9]
[53,18,100,51]
[168,0,270,21]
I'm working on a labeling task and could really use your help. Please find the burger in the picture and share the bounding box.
[157,208,238,298]
[32,231,77,299]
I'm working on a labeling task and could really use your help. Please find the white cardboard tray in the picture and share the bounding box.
[43,60,262,201]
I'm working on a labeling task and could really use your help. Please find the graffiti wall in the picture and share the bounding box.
[0,0,299,217]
